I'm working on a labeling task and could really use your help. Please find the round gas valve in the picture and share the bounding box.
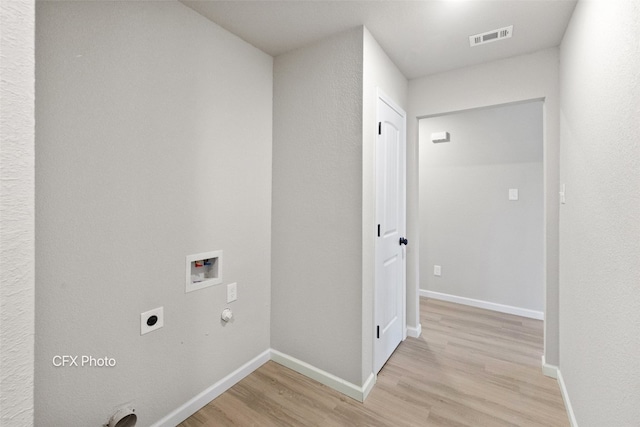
[221,308,233,322]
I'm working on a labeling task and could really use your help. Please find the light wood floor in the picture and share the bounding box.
[179,298,569,426]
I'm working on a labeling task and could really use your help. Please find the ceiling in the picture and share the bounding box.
[181,0,577,80]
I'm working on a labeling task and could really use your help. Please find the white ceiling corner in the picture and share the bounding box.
[180,0,577,79]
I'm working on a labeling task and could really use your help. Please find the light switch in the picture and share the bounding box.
[227,282,237,303]
[508,188,519,201]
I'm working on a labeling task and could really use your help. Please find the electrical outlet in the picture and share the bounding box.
[141,307,163,335]
[227,282,237,303]
[434,265,442,277]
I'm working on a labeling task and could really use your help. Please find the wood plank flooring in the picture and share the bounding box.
[179,298,569,426]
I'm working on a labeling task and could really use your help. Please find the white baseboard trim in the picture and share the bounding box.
[557,368,578,427]
[154,348,381,425]
[407,323,422,338]
[541,355,558,379]
[270,349,370,402]
[361,372,376,401]
[151,349,271,427]
[420,290,544,320]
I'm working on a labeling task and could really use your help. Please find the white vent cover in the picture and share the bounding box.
[469,25,513,47]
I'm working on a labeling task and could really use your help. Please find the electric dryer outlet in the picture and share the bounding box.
[141,307,164,335]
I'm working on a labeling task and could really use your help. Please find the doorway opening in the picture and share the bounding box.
[417,100,545,319]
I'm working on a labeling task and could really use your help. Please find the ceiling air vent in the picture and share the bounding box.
[469,25,513,47]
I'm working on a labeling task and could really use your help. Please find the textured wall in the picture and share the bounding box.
[35,2,272,425]
[362,27,408,382]
[408,48,560,365]
[419,102,544,311]
[272,28,364,385]
[0,1,35,425]
[559,0,640,425]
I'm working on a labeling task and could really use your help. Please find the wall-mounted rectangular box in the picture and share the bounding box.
[186,250,223,293]
[431,131,450,143]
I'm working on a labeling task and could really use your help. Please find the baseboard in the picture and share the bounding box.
[557,368,578,427]
[541,355,558,379]
[151,349,271,427]
[407,323,422,338]
[420,290,544,320]
[153,348,377,425]
[361,372,376,401]
[270,349,371,402]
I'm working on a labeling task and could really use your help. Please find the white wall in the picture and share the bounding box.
[408,48,560,365]
[271,26,408,393]
[271,28,364,387]
[362,27,408,382]
[0,1,35,425]
[35,2,272,425]
[559,0,640,425]
[419,102,544,313]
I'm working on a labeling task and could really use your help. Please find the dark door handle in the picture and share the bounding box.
[399,237,408,246]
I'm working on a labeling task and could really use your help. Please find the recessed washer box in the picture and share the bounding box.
[186,250,223,293]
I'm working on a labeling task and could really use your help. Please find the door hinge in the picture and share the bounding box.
[376,325,380,339]
[377,224,380,237]
[378,122,382,135]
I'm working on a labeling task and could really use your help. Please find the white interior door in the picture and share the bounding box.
[374,91,407,374]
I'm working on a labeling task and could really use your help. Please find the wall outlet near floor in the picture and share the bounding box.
[434,265,442,277]
[227,282,237,303]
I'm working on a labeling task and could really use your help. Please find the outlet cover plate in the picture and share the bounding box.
[434,265,442,277]
[141,306,164,335]
[227,283,237,303]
